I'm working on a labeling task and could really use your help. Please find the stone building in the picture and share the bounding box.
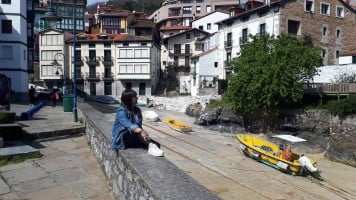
[217,0,356,79]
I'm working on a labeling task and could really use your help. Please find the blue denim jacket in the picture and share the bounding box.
[111,106,142,150]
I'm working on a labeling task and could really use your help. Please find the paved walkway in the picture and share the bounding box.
[0,135,114,200]
[0,103,114,200]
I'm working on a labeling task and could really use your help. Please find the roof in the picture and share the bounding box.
[66,33,142,43]
[159,25,191,31]
[272,135,306,143]
[128,19,154,28]
[191,10,230,23]
[218,0,356,24]
[191,47,218,58]
[162,28,210,41]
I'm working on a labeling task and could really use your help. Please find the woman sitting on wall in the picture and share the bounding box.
[111,89,164,157]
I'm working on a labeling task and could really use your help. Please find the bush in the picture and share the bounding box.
[325,96,356,117]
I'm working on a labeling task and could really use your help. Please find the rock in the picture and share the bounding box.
[143,110,159,122]
[196,106,222,125]
[185,103,203,118]
[279,123,299,132]
[326,133,356,167]
[208,123,245,134]
[218,107,244,125]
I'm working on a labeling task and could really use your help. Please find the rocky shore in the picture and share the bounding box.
[185,103,356,167]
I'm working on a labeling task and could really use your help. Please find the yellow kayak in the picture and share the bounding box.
[165,117,192,132]
[236,133,320,177]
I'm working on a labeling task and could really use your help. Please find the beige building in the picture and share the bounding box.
[150,0,237,40]
[39,29,73,90]
[162,28,209,76]
[67,33,160,97]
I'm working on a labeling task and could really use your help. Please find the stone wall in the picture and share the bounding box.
[149,95,221,112]
[85,118,156,200]
[81,103,220,200]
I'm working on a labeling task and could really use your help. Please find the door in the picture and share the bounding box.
[90,82,96,96]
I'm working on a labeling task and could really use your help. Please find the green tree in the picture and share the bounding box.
[226,34,321,115]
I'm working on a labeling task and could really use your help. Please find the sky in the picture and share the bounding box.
[87,0,107,6]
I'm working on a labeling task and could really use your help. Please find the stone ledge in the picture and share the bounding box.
[80,103,220,200]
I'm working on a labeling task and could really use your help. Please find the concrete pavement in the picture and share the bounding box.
[0,103,114,200]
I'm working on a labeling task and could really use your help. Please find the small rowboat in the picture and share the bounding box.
[237,134,321,178]
[165,117,192,132]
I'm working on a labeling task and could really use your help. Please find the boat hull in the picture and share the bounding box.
[165,117,192,132]
[237,134,313,175]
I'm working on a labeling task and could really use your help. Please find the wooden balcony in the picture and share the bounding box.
[85,57,100,66]
[86,72,100,82]
[102,72,114,81]
[303,83,356,95]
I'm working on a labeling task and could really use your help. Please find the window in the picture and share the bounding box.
[336,29,341,38]
[186,33,191,39]
[198,25,203,30]
[197,0,204,2]
[1,46,12,59]
[104,82,112,95]
[119,49,133,58]
[336,6,344,18]
[183,7,192,14]
[226,32,232,46]
[323,27,327,36]
[89,50,96,60]
[196,6,201,14]
[305,0,314,12]
[352,56,356,64]
[214,62,218,68]
[125,82,132,90]
[288,20,300,35]
[242,28,248,42]
[321,49,326,58]
[1,20,12,33]
[320,3,330,15]
[227,52,231,63]
[207,23,211,30]
[1,0,11,4]
[336,50,339,58]
[134,49,149,58]
[104,43,111,48]
[206,5,211,13]
[123,42,129,46]
[260,23,266,35]
[139,83,146,95]
[89,43,95,48]
[141,42,147,46]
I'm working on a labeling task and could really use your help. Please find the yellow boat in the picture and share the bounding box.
[165,117,192,132]
[237,133,321,178]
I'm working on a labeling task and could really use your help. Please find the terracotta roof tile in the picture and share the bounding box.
[191,47,218,58]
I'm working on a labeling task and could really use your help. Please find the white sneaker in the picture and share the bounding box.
[148,143,164,157]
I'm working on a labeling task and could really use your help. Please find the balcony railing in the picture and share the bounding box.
[303,83,356,94]
[102,72,114,81]
[85,56,100,66]
[224,40,233,48]
[102,56,113,66]
[74,58,84,67]
[86,72,100,81]
[239,37,248,45]
[168,49,192,57]
[76,72,84,79]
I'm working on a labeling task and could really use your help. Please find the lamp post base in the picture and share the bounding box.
[73,108,78,122]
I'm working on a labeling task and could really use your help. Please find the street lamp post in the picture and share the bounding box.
[52,53,67,95]
[72,0,78,122]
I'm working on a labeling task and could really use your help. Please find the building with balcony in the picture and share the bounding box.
[39,29,72,89]
[216,0,356,79]
[0,0,34,101]
[67,33,160,97]
[161,28,209,76]
[192,10,229,33]
[150,0,237,40]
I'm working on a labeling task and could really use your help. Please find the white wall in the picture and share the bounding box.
[0,1,29,96]
[339,56,353,65]
[192,12,229,33]
[217,8,281,79]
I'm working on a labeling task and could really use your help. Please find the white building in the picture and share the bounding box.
[0,1,31,101]
[39,29,72,90]
[192,11,229,33]
[190,33,220,96]
[67,33,160,97]
[216,4,280,79]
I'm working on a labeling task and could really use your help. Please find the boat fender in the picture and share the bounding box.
[298,155,318,173]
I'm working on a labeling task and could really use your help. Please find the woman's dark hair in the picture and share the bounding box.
[121,89,137,110]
